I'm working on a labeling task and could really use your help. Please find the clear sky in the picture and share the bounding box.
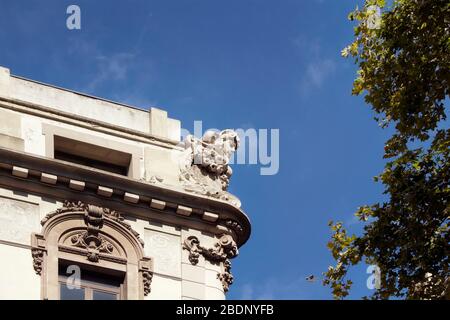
[0,0,391,299]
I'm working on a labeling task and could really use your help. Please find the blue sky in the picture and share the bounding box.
[0,0,391,299]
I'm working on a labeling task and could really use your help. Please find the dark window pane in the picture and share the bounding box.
[59,264,123,288]
[60,284,85,300]
[93,290,117,300]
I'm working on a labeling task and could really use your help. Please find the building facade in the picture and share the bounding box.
[0,65,251,300]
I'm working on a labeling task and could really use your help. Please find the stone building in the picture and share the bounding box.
[0,65,251,300]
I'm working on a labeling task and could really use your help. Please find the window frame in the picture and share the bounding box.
[31,203,153,300]
[42,123,143,179]
[58,275,123,300]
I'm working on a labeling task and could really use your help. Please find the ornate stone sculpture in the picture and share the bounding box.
[70,231,114,262]
[183,234,238,292]
[217,260,234,292]
[41,200,145,249]
[40,200,87,225]
[142,270,153,296]
[179,130,242,207]
[31,248,44,275]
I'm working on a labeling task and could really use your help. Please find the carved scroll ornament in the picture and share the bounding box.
[41,200,145,250]
[183,234,238,292]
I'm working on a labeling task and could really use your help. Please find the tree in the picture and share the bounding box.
[324,0,450,299]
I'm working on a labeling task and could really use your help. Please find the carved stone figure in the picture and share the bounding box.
[179,129,242,207]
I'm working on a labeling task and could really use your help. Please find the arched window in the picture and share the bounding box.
[31,201,153,300]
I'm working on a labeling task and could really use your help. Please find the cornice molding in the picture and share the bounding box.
[0,147,251,247]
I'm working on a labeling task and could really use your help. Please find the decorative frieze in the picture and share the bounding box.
[0,197,40,245]
[145,230,181,278]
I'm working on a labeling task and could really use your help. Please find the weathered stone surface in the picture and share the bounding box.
[0,108,22,137]
[0,134,24,151]
[144,229,181,278]
[0,197,39,245]
[182,263,205,284]
[144,146,181,186]
[145,274,182,300]
[0,245,40,300]
[0,66,10,97]
[182,280,205,300]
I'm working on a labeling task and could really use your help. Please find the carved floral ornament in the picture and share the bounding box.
[183,234,239,292]
[31,200,153,296]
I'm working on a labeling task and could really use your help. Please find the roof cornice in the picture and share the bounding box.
[0,147,251,247]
